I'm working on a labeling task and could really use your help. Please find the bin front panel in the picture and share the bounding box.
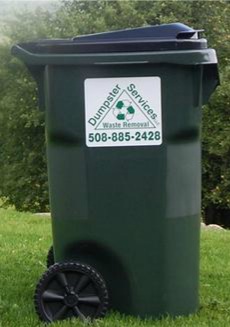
[44,62,202,316]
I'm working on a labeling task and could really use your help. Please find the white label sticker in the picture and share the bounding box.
[84,77,162,147]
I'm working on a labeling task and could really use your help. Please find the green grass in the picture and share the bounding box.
[1,208,230,327]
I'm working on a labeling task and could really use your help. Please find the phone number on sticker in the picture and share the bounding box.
[88,131,161,143]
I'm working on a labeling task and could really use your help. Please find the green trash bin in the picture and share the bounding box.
[12,23,219,322]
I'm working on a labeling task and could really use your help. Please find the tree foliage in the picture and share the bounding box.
[0,1,229,222]
[0,9,53,212]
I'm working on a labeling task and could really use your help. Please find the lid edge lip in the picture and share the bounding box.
[36,38,207,45]
[16,38,207,49]
[13,39,208,55]
[11,45,218,66]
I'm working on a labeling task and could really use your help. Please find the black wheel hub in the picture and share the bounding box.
[64,292,79,307]
[34,262,109,323]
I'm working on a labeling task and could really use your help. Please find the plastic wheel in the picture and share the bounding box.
[34,262,109,323]
[46,246,54,268]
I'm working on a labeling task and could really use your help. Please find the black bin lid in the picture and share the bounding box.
[18,23,207,54]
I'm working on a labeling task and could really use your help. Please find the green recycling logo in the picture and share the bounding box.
[92,87,158,131]
[113,99,135,121]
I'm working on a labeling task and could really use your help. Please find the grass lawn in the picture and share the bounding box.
[0,208,230,327]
